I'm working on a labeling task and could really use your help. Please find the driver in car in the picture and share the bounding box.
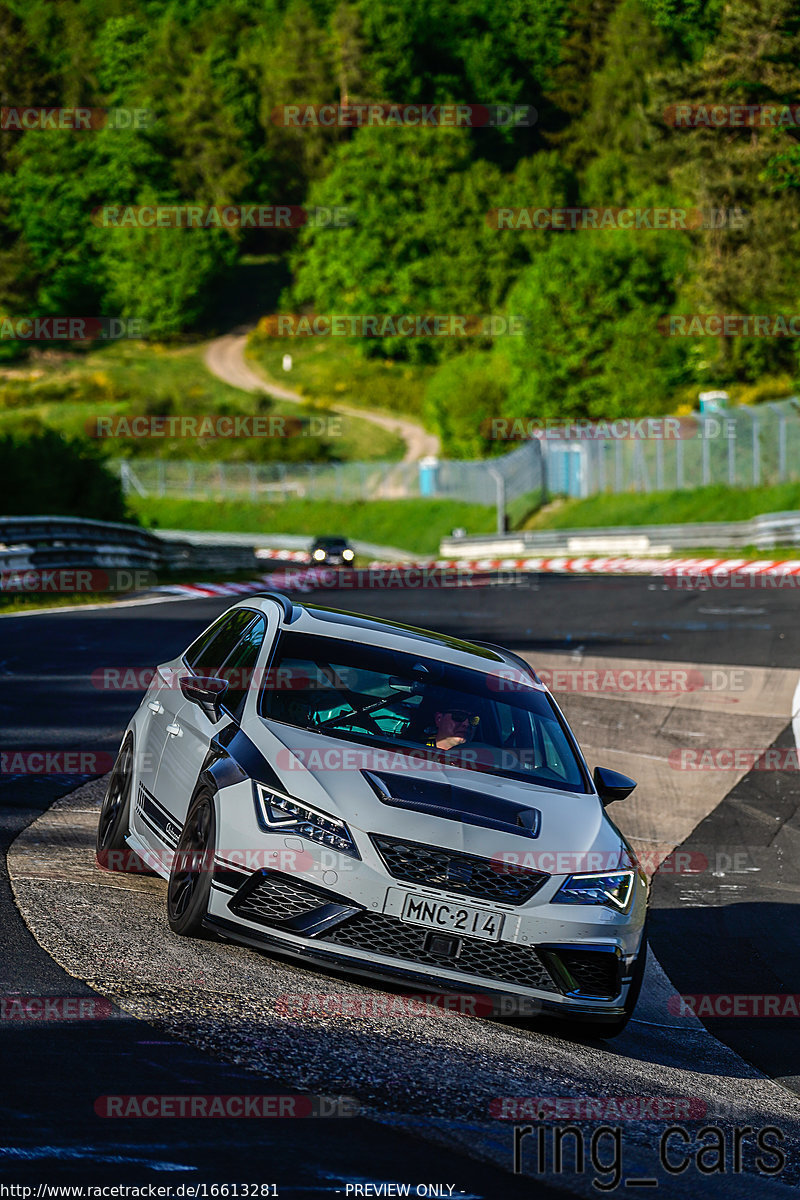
[426,708,480,751]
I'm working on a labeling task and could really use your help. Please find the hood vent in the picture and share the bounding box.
[363,770,541,839]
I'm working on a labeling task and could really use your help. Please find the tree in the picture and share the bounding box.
[0,431,129,520]
[289,126,562,362]
[359,0,564,164]
[424,351,511,457]
[565,0,674,190]
[546,0,618,130]
[648,0,800,382]
[499,230,692,422]
[247,0,337,200]
[331,1,368,105]
[642,0,724,56]
[100,204,237,339]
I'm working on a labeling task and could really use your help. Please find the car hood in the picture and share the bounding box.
[254,720,622,869]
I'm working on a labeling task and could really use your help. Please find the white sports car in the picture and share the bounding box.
[97,594,648,1035]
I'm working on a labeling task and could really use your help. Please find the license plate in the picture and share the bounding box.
[400,894,504,942]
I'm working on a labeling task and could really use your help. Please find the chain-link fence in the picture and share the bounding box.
[543,399,800,498]
[112,439,544,510]
[112,399,800,513]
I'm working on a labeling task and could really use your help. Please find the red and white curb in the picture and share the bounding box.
[148,555,800,599]
[452,555,800,578]
[255,548,309,563]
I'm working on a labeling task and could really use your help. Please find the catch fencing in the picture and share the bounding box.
[111,399,800,509]
[542,399,800,497]
[113,439,544,509]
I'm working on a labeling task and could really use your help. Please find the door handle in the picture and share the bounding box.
[148,700,164,714]
[166,722,183,737]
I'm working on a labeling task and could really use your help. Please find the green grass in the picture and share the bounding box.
[247,331,434,420]
[523,483,800,530]
[0,342,404,462]
[676,545,800,560]
[131,495,496,557]
[0,590,135,615]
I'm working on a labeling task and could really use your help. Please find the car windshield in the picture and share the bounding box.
[258,630,588,792]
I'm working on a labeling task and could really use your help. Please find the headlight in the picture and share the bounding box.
[552,870,634,912]
[253,783,360,858]
[313,549,326,561]
[342,548,354,561]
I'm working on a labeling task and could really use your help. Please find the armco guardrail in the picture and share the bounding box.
[0,516,259,577]
[440,510,800,559]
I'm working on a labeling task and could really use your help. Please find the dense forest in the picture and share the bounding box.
[2,0,799,455]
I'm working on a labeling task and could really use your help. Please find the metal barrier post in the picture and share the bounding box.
[752,415,760,487]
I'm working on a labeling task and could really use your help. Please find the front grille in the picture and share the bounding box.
[324,911,559,992]
[556,949,620,999]
[231,872,325,924]
[371,835,548,906]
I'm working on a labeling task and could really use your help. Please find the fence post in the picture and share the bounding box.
[636,439,651,492]
[597,442,606,493]
[701,418,710,485]
[728,426,735,486]
[487,467,506,533]
[752,414,760,487]
[656,438,664,491]
[539,440,549,504]
[779,415,787,481]
[583,444,593,497]
[676,437,684,489]
[615,440,623,492]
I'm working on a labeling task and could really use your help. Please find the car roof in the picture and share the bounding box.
[232,593,543,684]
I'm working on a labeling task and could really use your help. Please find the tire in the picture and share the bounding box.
[564,930,648,1040]
[167,788,217,938]
[96,734,134,869]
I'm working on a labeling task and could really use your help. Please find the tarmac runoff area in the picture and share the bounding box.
[7,651,800,1194]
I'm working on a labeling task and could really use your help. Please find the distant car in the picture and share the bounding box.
[97,595,648,1037]
[310,536,354,565]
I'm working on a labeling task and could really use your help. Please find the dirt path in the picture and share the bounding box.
[203,333,440,464]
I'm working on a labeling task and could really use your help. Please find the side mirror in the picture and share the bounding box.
[180,675,229,723]
[594,766,637,806]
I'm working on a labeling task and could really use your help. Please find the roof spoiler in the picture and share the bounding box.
[250,591,302,624]
[471,640,542,685]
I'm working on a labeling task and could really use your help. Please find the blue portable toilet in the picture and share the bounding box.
[419,456,439,496]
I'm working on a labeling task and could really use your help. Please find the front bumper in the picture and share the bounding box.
[206,851,647,1022]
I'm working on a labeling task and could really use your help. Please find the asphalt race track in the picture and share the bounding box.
[2,575,800,1197]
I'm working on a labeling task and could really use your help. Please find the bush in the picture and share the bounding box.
[0,431,130,521]
[500,231,692,422]
[423,351,511,457]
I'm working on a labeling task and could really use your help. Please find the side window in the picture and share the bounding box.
[187,610,257,676]
[495,701,514,743]
[540,719,583,785]
[541,724,565,775]
[218,616,267,720]
[184,615,228,670]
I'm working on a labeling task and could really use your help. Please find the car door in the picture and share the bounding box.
[132,608,257,852]
[154,608,272,831]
